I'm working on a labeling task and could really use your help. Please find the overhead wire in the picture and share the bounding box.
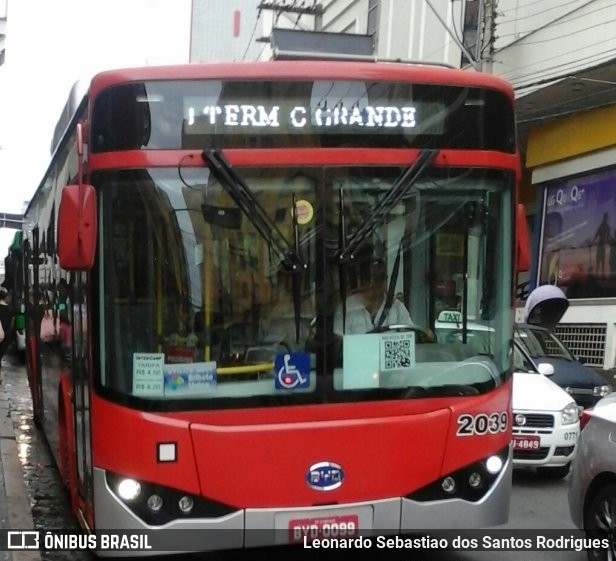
[497,0,597,26]
[502,47,616,87]
[497,4,616,44]
[241,8,262,61]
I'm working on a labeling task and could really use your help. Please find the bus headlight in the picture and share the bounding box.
[178,496,194,514]
[407,446,509,502]
[147,494,164,512]
[117,478,141,501]
[468,472,483,489]
[485,455,504,474]
[106,471,235,526]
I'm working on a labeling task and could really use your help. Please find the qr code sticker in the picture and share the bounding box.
[380,333,415,371]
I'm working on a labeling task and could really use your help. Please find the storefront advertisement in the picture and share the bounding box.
[540,168,616,298]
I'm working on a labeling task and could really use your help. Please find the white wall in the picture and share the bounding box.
[319,0,466,67]
[377,0,464,66]
[320,0,371,34]
[190,0,262,62]
[494,0,611,89]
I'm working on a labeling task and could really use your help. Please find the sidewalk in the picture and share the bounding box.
[0,365,41,561]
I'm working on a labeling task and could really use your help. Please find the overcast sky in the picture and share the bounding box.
[0,0,191,257]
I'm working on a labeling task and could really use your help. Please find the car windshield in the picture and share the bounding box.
[514,326,573,360]
[95,165,514,409]
[433,314,495,356]
[512,341,539,373]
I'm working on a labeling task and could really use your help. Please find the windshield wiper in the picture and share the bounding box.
[337,149,438,263]
[202,149,306,344]
[202,149,306,274]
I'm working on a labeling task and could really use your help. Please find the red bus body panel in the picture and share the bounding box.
[91,381,511,507]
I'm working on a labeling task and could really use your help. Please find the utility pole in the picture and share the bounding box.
[480,0,497,73]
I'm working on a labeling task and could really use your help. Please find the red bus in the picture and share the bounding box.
[23,60,525,553]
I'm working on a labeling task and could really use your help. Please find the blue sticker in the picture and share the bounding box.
[274,352,310,390]
[163,362,217,395]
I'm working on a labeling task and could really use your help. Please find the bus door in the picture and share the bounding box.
[27,227,45,427]
[69,272,94,514]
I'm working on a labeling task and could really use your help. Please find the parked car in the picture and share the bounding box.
[514,323,611,409]
[434,310,580,478]
[512,343,580,478]
[568,393,616,560]
[518,284,611,410]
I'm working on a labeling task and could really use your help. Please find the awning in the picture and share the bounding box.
[515,59,616,129]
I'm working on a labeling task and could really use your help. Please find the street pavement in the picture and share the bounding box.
[0,358,41,561]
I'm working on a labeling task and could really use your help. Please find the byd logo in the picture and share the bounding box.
[306,462,344,491]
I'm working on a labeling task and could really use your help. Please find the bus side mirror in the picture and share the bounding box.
[58,184,98,270]
[516,203,531,272]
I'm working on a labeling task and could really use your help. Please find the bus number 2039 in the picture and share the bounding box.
[456,412,509,436]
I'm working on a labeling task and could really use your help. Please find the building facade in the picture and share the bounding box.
[495,0,616,370]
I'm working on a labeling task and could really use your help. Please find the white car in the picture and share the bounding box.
[512,354,580,478]
[435,310,580,478]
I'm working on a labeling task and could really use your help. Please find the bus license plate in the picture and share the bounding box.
[513,435,540,450]
[289,514,359,543]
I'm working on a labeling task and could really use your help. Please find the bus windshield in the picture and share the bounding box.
[97,164,513,408]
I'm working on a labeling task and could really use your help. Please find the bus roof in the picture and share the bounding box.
[87,60,516,102]
[50,79,90,155]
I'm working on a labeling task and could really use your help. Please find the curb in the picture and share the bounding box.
[0,378,41,561]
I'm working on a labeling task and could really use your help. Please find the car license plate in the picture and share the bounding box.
[289,514,359,543]
[513,435,540,450]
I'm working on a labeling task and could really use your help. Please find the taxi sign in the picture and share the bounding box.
[437,310,462,323]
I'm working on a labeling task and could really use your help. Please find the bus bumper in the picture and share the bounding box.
[92,456,511,556]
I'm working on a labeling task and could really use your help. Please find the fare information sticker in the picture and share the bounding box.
[132,353,165,397]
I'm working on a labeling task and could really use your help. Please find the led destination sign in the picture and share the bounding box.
[91,79,515,152]
[185,103,420,130]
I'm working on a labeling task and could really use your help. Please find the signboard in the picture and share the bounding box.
[539,168,616,298]
[132,353,165,397]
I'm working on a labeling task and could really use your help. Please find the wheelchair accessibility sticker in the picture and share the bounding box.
[275,352,311,389]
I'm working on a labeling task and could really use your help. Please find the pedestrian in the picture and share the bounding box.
[0,287,15,370]
[593,212,611,278]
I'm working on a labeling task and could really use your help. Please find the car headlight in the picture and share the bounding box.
[593,385,612,397]
[561,402,580,425]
